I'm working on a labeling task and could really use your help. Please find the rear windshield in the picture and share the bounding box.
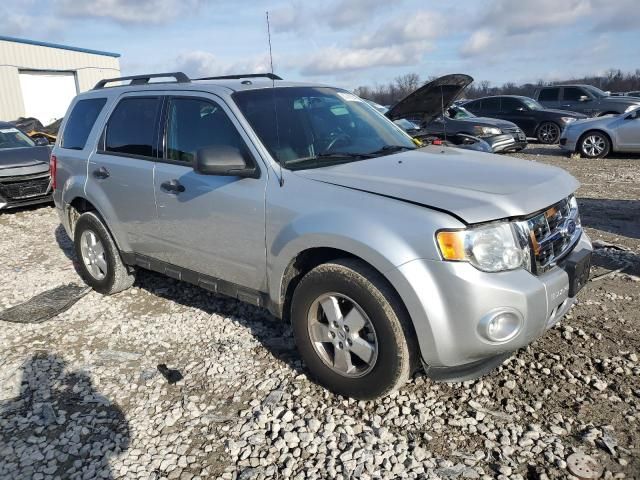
[61,98,107,150]
[0,127,35,149]
[233,87,415,170]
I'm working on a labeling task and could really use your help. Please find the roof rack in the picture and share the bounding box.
[93,72,190,90]
[194,73,282,81]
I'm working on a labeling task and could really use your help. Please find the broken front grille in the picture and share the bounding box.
[0,173,51,201]
[525,195,581,274]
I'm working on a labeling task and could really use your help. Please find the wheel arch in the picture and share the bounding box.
[577,129,613,156]
[66,196,128,253]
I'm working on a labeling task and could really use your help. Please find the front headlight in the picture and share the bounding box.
[436,223,530,273]
[625,105,639,113]
[560,117,577,123]
[473,126,502,137]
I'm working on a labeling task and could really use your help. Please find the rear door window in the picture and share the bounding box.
[104,97,161,158]
[61,98,107,150]
[538,88,560,101]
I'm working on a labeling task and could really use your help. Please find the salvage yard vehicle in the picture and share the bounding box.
[463,95,586,144]
[386,74,528,153]
[560,106,640,158]
[53,72,593,399]
[534,85,640,117]
[0,121,52,210]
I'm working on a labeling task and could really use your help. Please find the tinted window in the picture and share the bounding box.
[563,87,586,101]
[105,97,160,157]
[481,97,500,113]
[465,100,482,113]
[538,88,559,101]
[61,98,107,150]
[166,97,246,163]
[500,97,524,113]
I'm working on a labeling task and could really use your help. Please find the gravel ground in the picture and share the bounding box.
[0,144,638,480]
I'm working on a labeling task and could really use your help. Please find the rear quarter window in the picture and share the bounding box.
[61,98,107,150]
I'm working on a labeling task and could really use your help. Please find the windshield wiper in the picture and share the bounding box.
[285,151,375,166]
[366,145,415,156]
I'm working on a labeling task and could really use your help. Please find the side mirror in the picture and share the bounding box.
[625,110,638,120]
[194,146,259,178]
[579,95,590,102]
[34,137,49,146]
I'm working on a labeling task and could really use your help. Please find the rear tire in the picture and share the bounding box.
[578,130,611,158]
[290,259,416,399]
[536,122,561,144]
[73,212,135,295]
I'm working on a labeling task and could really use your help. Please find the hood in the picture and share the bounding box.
[453,116,518,129]
[602,96,640,105]
[293,148,578,224]
[386,74,473,125]
[0,146,51,177]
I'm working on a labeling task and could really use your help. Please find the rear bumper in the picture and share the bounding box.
[387,232,592,372]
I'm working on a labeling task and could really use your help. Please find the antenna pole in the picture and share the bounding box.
[441,85,447,144]
[266,11,284,187]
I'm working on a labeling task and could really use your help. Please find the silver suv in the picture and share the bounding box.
[52,72,593,399]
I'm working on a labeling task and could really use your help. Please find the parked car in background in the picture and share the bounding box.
[53,71,592,399]
[0,121,52,210]
[463,95,586,144]
[560,106,640,158]
[626,91,640,98]
[534,85,640,117]
[384,74,527,153]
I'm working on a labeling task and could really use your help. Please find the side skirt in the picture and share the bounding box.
[120,252,270,309]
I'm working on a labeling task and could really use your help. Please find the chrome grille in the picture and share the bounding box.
[525,195,581,274]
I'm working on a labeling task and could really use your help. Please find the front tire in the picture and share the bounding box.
[290,259,416,399]
[536,122,561,144]
[578,130,611,158]
[73,212,135,295]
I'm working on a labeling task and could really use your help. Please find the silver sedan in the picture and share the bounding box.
[560,106,640,158]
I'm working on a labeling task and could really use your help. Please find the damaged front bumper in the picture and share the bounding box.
[0,172,53,210]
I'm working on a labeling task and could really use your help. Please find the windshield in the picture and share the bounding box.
[446,105,475,119]
[583,85,607,98]
[522,98,543,110]
[0,127,35,149]
[233,87,415,170]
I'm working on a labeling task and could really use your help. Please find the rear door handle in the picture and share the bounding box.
[92,167,110,179]
[561,104,572,108]
[160,179,185,194]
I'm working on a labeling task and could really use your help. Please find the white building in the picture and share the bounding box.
[0,35,120,125]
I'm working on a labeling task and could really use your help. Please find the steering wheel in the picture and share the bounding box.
[322,132,352,153]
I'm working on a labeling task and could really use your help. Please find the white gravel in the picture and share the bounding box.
[0,146,638,479]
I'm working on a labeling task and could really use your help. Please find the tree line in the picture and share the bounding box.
[353,69,640,106]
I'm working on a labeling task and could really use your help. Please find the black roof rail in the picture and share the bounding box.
[194,73,283,81]
[93,72,190,90]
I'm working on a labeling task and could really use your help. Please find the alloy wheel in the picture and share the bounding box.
[307,293,378,378]
[80,230,108,280]
[582,135,606,157]
[539,123,560,144]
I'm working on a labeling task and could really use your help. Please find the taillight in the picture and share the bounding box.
[50,154,57,190]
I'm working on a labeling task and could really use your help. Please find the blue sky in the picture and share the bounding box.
[2,0,639,90]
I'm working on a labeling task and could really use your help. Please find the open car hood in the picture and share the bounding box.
[386,74,473,125]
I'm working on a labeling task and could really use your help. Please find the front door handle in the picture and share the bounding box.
[561,104,572,108]
[92,167,110,179]
[160,179,185,194]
